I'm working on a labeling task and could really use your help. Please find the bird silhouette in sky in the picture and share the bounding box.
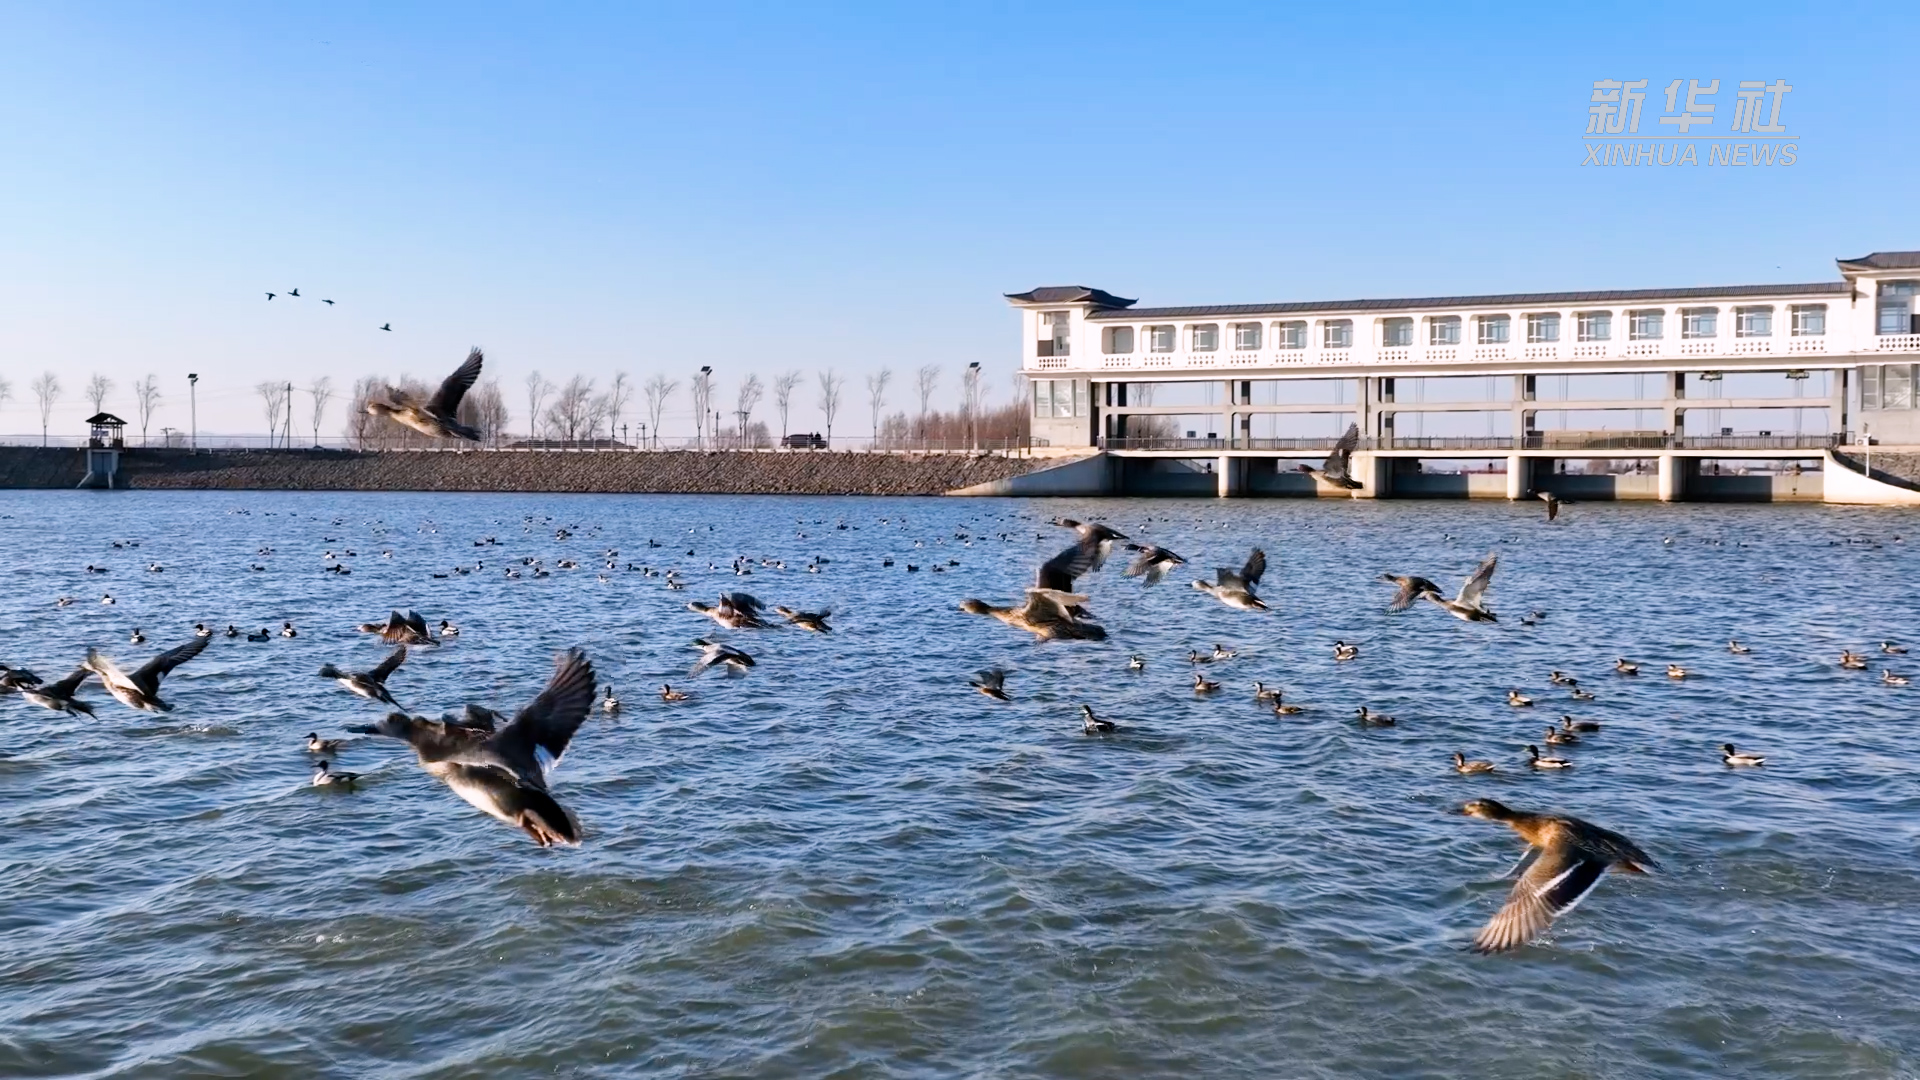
[379,323,392,331]
[289,288,301,297]
[265,292,276,300]
[321,299,334,305]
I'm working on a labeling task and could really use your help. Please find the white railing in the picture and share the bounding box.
[1875,333,1920,352]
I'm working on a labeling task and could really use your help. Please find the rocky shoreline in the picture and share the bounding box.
[0,447,1056,496]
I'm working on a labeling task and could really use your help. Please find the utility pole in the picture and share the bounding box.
[284,382,293,448]
[188,373,199,450]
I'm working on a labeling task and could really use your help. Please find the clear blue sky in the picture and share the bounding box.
[1,2,1913,438]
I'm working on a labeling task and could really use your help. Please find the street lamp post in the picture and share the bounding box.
[965,362,982,452]
[188,373,199,450]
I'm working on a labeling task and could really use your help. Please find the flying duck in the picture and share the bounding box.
[773,605,832,633]
[357,610,436,645]
[317,646,407,706]
[690,639,756,675]
[958,590,1106,641]
[21,667,98,716]
[1377,573,1443,611]
[1456,798,1657,952]
[1050,518,1129,570]
[348,648,596,846]
[1299,422,1362,489]
[1192,548,1268,611]
[689,592,769,629]
[364,347,484,440]
[1425,553,1498,622]
[83,636,209,712]
[1121,543,1188,585]
[970,669,1010,701]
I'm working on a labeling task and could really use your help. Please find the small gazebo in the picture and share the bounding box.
[79,413,127,490]
[86,412,126,449]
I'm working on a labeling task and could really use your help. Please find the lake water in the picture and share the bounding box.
[2,490,1917,1078]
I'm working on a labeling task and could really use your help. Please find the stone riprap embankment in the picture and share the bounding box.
[0,447,1064,496]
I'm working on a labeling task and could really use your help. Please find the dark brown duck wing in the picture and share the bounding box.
[427,347,484,417]
[470,648,596,784]
[1472,842,1612,953]
[368,645,408,683]
[129,635,209,694]
[1239,547,1267,587]
[1035,539,1098,592]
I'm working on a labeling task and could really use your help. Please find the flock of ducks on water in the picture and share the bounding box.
[11,356,1909,947]
[6,501,1906,948]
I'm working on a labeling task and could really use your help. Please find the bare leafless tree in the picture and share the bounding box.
[524,371,553,441]
[643,374,677,448]
[543,375,597,443]
[132,375,161,445]
[32,372,60,446]
[85,373,114,416]
[866,368,892,449]
[346,377,380,448]
[603,372,633,444]
[915,364,940,439]
[462,378,509,446]
[735,375,764,450]
[692,368,714,449]
[816,368,844,446]
[257,382,286,445]
[773,370,802,439]
[306,377,334,446]
[0,375,11,411]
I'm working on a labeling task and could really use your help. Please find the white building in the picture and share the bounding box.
[1007,251,1920,500]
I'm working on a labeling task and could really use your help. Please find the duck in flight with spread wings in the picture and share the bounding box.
[960,537,1108,640]
[1192,548,1268,610]
[1426,553,1499,622]
[82,635,209,713]
[349,648,597,846]
[365,347,483,440]
[1457,798,1657,953]
[1299,423,1363,489]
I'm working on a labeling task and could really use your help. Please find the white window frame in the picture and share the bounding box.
[1101,326,1134,355]
[1322,319,1352,349]
[1233,322,1261,351]
[1680,307,1718,340]
[1734,305,1772,338]
[1190,323,1219,352]
[1381,318,1412,348]
[1526,312,1561,343]
[1428,316,1461,346]
[1148,325,1175,353]
[1791,304,1826,337]
[1629,309,1664,341]
[1275,321,1307,350]
[1576,311,1611,342]
[1476,314,1511,345]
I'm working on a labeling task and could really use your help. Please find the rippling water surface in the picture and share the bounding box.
[3,491,1919,1078]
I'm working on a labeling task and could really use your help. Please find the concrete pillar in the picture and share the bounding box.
[1350,451,1384,498]
[1657,453,1682,502]
[1217,454,1234,498]
[1506,454,1527,499]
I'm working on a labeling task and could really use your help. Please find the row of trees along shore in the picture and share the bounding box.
[7,364,1032,450]
[342,363,1030,450]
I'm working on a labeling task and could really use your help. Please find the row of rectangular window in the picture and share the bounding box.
[1861,364,1919,411]
[1031,378,1089,419]
[1097,305,1828,354]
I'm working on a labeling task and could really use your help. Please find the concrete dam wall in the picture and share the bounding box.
[0,447,1057,497]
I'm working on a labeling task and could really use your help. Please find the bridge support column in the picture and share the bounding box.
[1658,453,1682,502]
[1350,451,1386,498]
[1506,455,1527,500]
[1217,455,1237,498]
